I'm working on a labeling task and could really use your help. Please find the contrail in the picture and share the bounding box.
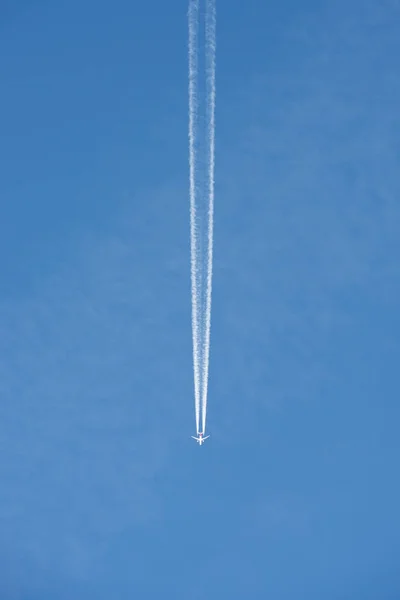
[201,0,216,435]
[188,0,216,439]
[188,0,201,434]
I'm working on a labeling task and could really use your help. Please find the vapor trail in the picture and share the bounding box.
[188,0,201,434]
[201,0,216,434]
[188,0,216,439]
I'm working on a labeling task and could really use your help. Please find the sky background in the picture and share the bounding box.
[1,0,400,598]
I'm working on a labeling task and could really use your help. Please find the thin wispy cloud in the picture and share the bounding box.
[0,181,191,581]
[211,0,400,430]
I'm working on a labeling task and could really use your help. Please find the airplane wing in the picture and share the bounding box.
[191,435,209,443]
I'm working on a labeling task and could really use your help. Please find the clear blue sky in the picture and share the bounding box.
[1,0,400,597]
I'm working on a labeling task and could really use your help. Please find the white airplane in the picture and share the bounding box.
[191,432,210,445]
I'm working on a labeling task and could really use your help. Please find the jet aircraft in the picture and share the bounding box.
[191,432,210,445]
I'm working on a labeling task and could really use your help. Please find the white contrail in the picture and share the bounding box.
[188,0,201,434]
[201,0,216,435]
[188,0,216,438]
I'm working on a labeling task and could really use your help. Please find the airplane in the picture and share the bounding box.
[191,432,210,445]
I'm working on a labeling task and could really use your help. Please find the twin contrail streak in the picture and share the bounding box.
[201,0,216,435]
[188,0,201,434]
[188,0,216,439]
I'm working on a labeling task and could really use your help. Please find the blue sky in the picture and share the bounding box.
[1,0,400,598]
